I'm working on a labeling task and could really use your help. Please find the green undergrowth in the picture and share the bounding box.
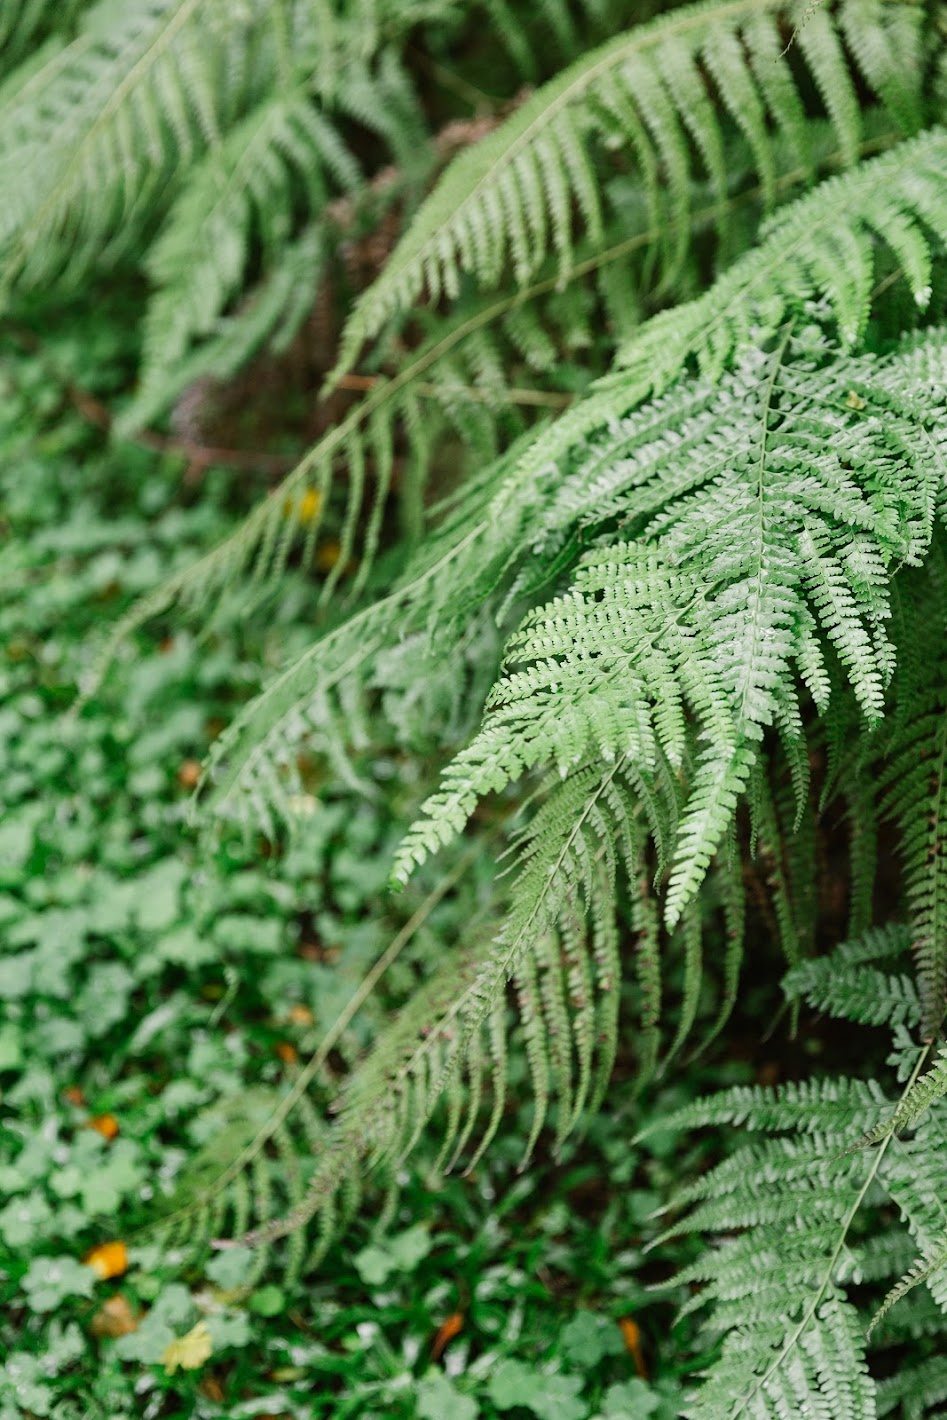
[0,318,734,1419]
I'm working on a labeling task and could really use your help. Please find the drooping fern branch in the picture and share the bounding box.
[645,928,947,1418]
[154,326,947,1265]
[333,0,927,378]
[395,326,947,926]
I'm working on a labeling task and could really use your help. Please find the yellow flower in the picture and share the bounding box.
[283,488,321,524]
[161,1320,213,1375]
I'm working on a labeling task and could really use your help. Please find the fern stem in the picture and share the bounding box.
[335,370,573,408]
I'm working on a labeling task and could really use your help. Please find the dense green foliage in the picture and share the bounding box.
[2,347,703,1415]
[6,0,947,1415]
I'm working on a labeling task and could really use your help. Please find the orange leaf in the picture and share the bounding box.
[274,1041,298,1065]
[63,1086,85,1106]
[619,1316,649,1379]
[86,1113,119,1141]
[431,1311,464,1361]
[85,1240,129,1281]
[287,1004,314,1026]
[90,1292,138,1338]
[177,759,201,790]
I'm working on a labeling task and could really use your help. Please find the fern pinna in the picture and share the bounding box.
[24,0,947,1411]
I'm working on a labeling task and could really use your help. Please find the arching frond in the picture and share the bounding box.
[395,328,947,928]
[652,935,947,1419]
[0,0,427,299]
[614,126,947,399]
[0,0,265,292]
[334,0,926,375]
[119,92,362,432]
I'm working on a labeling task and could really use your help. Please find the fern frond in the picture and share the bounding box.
[0,0,260,291]
[0,0,425,297]
[783,955,922,1030]
[97,114,879,669]
[662,945,938,1417]
[869,1234,947,1337]
[123,220,330,425]
[334,0,926,375]
[639,1075,888,1140]
[119,92,361,432]
[879,654,947,1039]
[237,759,645,1246]
[395,328,947,930]
[875,1355,947,1418]
[0,0,86,76]
[615,126,947,401]
[853,1044,947,1151]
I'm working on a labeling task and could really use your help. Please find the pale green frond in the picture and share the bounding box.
[394,329,947,931]
[869,1235,947,1337]
[120,93,360,432]
[661,942,941,1418]
[615,128,947,400]
[334,0,926,375]
[853,1045,947,1151]
[0,0,407,297]
[0,0,263,291]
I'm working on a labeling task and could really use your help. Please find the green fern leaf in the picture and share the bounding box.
[333,0,926,376]
[614,127,947,399]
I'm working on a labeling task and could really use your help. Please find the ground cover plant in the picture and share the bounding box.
[4,0,947,1415]
[1,318,702,1417]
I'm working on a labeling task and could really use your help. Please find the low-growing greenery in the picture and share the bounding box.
[0,322,710,1417]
